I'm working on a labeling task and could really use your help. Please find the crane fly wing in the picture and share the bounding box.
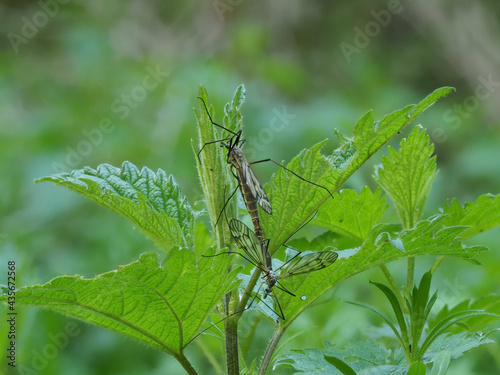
[241,162,272,215]
[280,251,338,278]
[228,219,267,268]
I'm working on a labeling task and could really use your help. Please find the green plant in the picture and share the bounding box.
[1,85,498,374]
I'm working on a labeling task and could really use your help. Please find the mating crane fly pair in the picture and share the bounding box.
[228,219,338,320]
[197,95,338,320]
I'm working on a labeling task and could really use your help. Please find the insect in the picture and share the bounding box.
[183,218,338,349]
[228,218,338,319]
[197,96,333,256]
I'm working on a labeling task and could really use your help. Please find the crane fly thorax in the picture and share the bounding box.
[265,270,278,288]
[263,272,278,299]
[231,146,244,158]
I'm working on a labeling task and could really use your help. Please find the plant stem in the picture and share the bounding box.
[224,292,240,375]
[175,352,198,375]
[221,266,259,374]
[430,256,444,274]
[406,256,415,292]
[237,268,261,312]
[380,264,408,314]
[258,327,285,375]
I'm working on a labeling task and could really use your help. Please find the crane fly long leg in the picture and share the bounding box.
[249,158,334,201]
[214,185,239,228]
[197,136,233,163]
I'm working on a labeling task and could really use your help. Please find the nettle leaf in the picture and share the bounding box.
[263,140,341,255]
[35,161,194,251]
[442,194,500,239]
[374,127,438,229]
[422,331,497,363]
[271,215,484,329]
[276,332,495,374]
[193,220,214,259]
[287,230,358,257]
[332,87,454,185]
[262,87,454,256]
[275,340,407,375]
[2,251,240,355]
[313,187,388,242]
[383,215,484,262]
[430,351,451,375]
[224,84,246,130]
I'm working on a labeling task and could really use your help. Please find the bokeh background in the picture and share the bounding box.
[1,1,499,374]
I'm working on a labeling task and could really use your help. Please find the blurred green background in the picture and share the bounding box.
[1,1,499,374]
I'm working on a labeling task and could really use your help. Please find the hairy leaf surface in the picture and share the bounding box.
[2,251,240,355]
[36,161,194,251]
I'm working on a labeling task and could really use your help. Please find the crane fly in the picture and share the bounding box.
[197,96,333,254]
[228,219,338,320]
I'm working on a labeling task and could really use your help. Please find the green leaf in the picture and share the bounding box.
[287,230,358,258]
[332,87,453,186]
[374,127,438,229]
[431,295,500,333]
[324,356,357,375]
[193,85,240,249]
[272,215,484,332]
[423,331,497,363]
[345,299,405,348]
[430,351,450,375]
[263,140,341,255]
[395,216,484,262]
[424,292,439,323]
[275,340,407,374]
[408,361,426,375]
[0,251,240,356]
[369,281,410,349]
[224,84,246,130]
[442,194,500,239]
[263,87,453,257]
[418,310,500,359]
[313,187,388,242]
[35,161,194,251]
[407,87,455,122]
[409,272,433,360]
[356,284,499,365]
[270,326,316,365]
[193,220,214,259]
